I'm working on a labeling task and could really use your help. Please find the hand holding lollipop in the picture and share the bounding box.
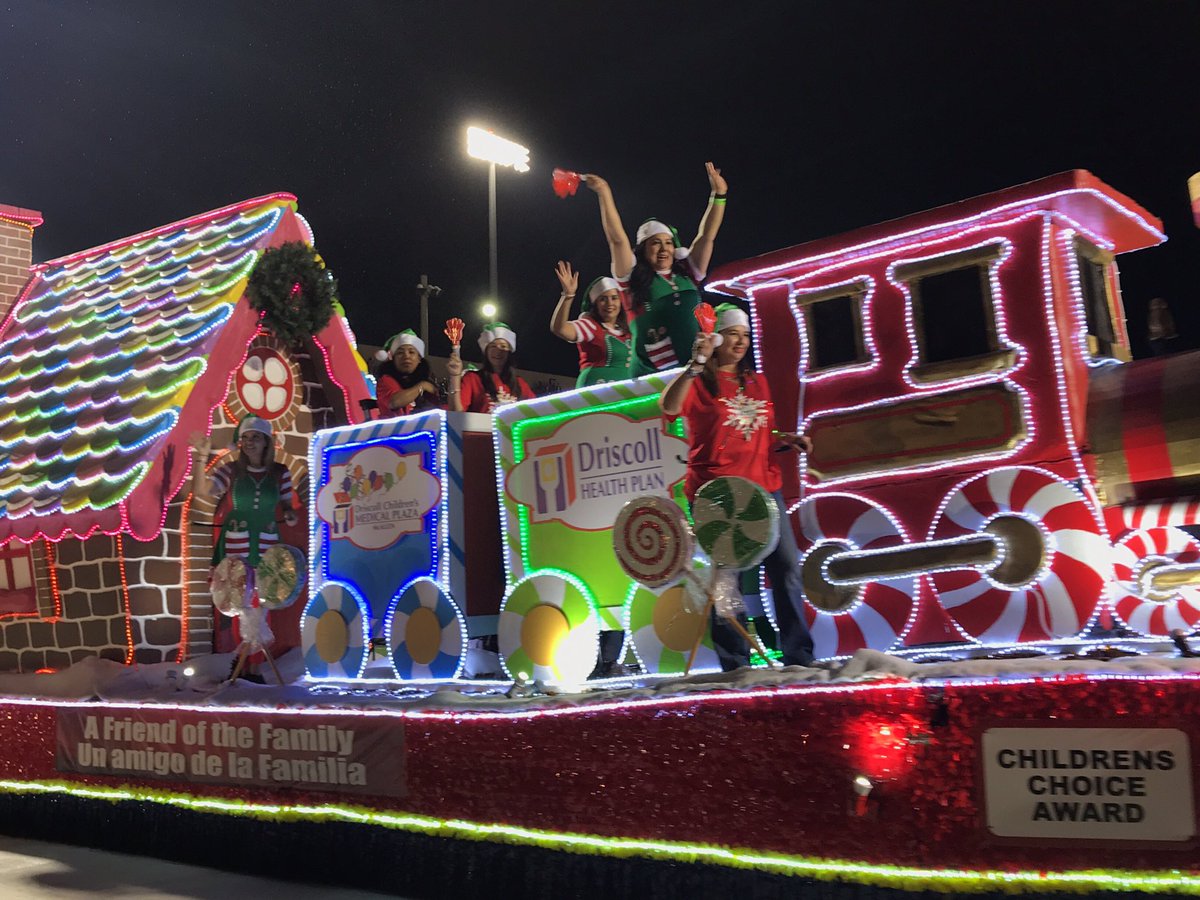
[444,317,465,355]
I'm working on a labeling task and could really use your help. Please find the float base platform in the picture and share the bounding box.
[2,661,1200,898]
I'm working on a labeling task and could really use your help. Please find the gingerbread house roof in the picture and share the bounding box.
[0,193,371,543]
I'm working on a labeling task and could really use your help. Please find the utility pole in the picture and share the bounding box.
[416,274,441,352]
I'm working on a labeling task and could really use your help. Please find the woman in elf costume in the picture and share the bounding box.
[585,163,728,376]
[549,260,633,387]
[374,329,442,417]
[446,322,536,413]
[190,417,299,655]
[660,303,815,671]
[192,416,297,566]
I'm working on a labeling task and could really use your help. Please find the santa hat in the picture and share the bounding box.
[715,303,750,333]
[478,322,517,354]
[232,415,273,444]
[635,219,689,260]
[583,276,621,313]
[375,329,425,361]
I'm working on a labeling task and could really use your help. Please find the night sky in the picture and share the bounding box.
[3,1,1198,373]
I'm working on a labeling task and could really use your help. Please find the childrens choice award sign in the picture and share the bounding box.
[982,727,1194,842]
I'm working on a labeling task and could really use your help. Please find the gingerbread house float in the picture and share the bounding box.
[0,194,370,671]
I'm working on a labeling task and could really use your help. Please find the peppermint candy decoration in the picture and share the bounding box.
[210,557,253,617]
[692,476,779,570]
[794,493,915,659]
[1109,526,1200,636]
[929,467,1109,643]
[255,544,307,610]
[624,580,719,674]
[498,572,600,685]
[613,496,693,587]
[301,581,369,679]
[386,578,466,679]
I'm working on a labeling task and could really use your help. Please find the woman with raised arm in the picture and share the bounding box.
[549,260,633,387]
[374,329,442,417]
[588,163,728,376]
[660,303,815,671]
[446,322,536,414]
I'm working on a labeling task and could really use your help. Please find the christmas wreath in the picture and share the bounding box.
[246,241,338,345]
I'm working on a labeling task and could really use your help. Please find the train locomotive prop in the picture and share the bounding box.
[12,172,1200,900]
[301,170,1200,681]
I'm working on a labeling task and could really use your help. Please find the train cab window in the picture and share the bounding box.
[1074,240,1127,361]
[799,286,868,372]
[894,243,1015,384]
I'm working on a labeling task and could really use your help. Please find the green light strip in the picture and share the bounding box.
[1,779,1196,895]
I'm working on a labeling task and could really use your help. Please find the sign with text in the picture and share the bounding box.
[982,727,1194,842]
[57,708,406,798]
[506,412,687,531]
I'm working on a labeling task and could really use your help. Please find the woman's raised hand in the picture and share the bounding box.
[446,353,463,378]
[705,162,727,195]
[188,431,212,457]
[691,332,717,365]
[555,260,579,297]
[582,174,610,194]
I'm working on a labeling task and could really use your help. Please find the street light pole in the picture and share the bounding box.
[466,126,529,309]
[488,161,498,302]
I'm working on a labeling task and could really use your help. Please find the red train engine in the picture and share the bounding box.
[709,171,1199,657]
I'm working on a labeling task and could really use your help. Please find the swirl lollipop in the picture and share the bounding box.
[552,168,582,198]
[444,317,465,354]
[613,495,694,588]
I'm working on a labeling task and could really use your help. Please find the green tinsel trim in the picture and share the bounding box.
[0,779,1196,895]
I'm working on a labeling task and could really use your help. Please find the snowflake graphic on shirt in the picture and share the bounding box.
[488,385,518,412]
[720,391,769,441]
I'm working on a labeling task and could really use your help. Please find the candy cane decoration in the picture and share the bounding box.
[929,467,1109,643]
[1109,526,1200,636]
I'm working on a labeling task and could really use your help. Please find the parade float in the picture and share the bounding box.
[2,172,1200,898]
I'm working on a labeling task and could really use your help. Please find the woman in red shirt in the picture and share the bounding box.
[447,322,536,413]
[660,303,815,671]
[375,329,442,417]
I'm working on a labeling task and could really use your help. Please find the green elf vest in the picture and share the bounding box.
[576,329,634,388]
[631,271,701,377]
[212,467,282,567]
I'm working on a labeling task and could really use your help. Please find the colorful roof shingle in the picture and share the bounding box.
[0,193,369,543]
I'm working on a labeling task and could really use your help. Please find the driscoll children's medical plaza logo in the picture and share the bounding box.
[316,445,440,551]
[507,412,688,531]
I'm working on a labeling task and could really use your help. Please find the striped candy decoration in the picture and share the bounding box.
[1109,527,1200,636]
[301,581,369,678]
[930,467,1110,643]
[386,577,466,679]
[693,477,780,571]
[1104,497,1200,538]
[624,579,719,674]
[498,571,600,685]
[796,493,916,658]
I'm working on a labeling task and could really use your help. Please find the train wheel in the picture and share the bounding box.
[386,578,466,680]
[796,493,916,658]
[301,581,369,678]
[623,577,719,674]
[498,572,600,685]
[1109,527,1200,636]
[930,467,1109,642]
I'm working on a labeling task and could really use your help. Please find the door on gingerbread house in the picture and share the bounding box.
[192,335,316,658]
